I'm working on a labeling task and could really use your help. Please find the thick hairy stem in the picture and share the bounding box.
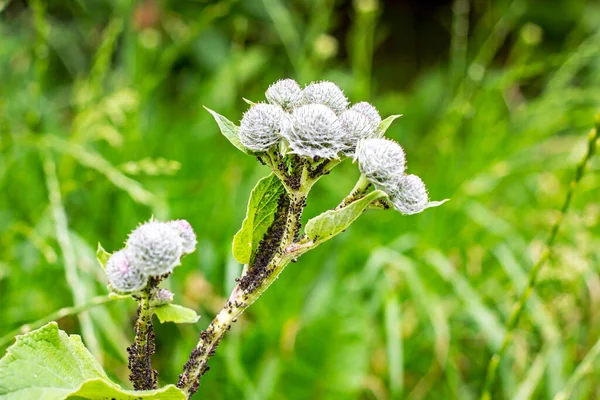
[128,282,161,390]
[177,192,306,398]
[480,116,600,400]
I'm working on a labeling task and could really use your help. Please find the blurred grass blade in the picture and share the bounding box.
[0,295,115,348]
[493,244,565,394]
[480,116,600,400]
[449,0,470,87]
[41,149,101,361]
[254,355,281,400]
[554,337,600,400]
[381,249,450,366]
[44,135,163,210]
[384,292,403,397]
[514,352,547,400]
[424,249,505,349]
[260,0,302,75]
[350,0,380,98]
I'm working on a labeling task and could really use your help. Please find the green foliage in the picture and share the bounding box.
[0,323,185,400]
[204,107,250,155]
[375,115,403,138]
[1,0,600,399]
[95,243,111,270]
[305,190,386,244]
[154,304,201,324]
[232,174,285,264]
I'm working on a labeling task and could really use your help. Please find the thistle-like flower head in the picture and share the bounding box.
[169,219,197,255]
[265,79,303,110]
[105,249,148,293]
[350,102,381,129]
[238,103,285,152]
[127,220,183,276]
[339,109,378,155]
[281,104,345,159]
[356,138,406,193]
[302,81,349,114]
[150,288,175,306]
[390,174,429,215]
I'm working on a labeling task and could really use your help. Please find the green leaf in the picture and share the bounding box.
[232,174,286,264]
[0,322,186,400]
[95,243,111,270]
[70,380,185,400]
[154,304,200,324]
[204,106,251,154]
[305,190,387,244]
[242,98,256,106]
[375,115,402,138]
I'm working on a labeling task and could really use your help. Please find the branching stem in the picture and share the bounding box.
[177,171,311,398]
[177,156,374,398]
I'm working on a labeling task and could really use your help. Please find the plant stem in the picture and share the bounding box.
[479,116,600,400]
[128,280,161,390]
[0,295,116,348]
[335,174,371,210]
[177,188,308,398]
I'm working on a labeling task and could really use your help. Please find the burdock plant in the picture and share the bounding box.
[177,79,446,398]
[0,79,446,400]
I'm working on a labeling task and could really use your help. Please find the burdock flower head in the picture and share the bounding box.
[389,174,448,215]
[302,81,349,115]
[105,249,147,293]
[356,138,447,215]
[390,174,429,215]
[281,103,346,159]
[350,102,381,130]
[339,109,379,156]
[356,138,406,192]
[169,219,197,255]
[266,79,304,110]
[238,103,286,152]
[127,220,184,276]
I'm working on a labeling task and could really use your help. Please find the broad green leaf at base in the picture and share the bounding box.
[0,322,186,400]
[305,190,387,245]
[154,304,200,324]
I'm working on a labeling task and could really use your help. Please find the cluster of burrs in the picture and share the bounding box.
[238,79,444,214]
[105,219,197,293]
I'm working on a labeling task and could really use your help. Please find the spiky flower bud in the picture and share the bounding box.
[302,81,349,114]
[238,103,285,152]
[265,79,303,110]
[127,221,183,276]
[281,104,345,159]
[169,219,197,255]
[356,138,406,193]
[339,109,378,155]
[105,249,148,293]
[350,102,381,128]
[150,288,174,306]
[390,174,429,215]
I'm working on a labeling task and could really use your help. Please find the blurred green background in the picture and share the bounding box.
[1,0,600,399]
